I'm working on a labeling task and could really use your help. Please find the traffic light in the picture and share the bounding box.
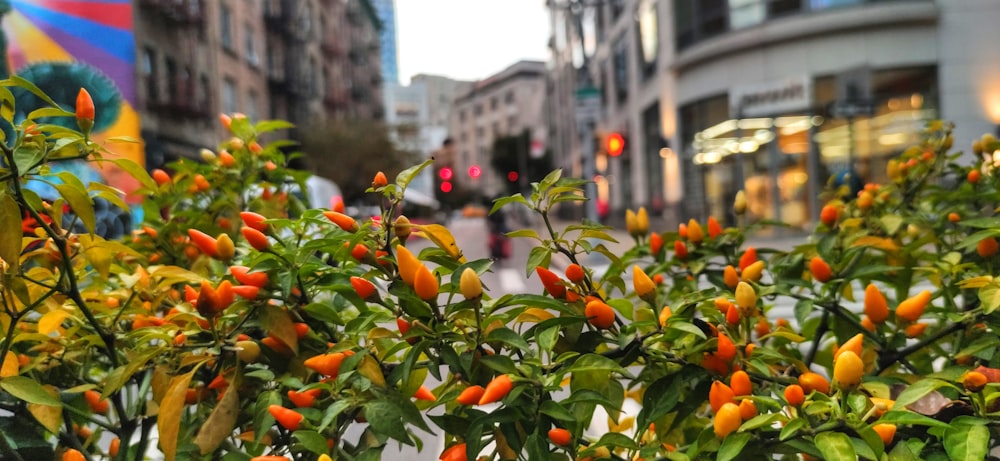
[606,132,625,157]
[437,166,453,193]
[438,167,453,181]
[468,165,482,179]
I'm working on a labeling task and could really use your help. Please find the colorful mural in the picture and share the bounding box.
[1,0,142,203]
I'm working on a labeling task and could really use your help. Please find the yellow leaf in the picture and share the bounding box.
[851,236,900,253]
[27,386,62,433]
[194,384,240,454]
[357,354,387,388]
[1,351,20,378]
[412,224,465,262]
[841,217,864,229]
[514,308,555,323]
[959,276,994,289]
[158,368,197,461]
[608,415,635,433]
[841,282,855,302]
[38,310,69,336]
[261,305,298,355]
[366,327,396,340]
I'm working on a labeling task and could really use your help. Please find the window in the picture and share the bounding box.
[505,90,515,104]
[222,78,237,115]
[247,91,259,121]
[165,58,177,102]
[220,4,233,51]
[637,0,658,79]
[613,35,629,103]
[245,22,259,66]
[142,47,158,103]
[459,109,466,122]
[198,75,210,109]
[490,97,498,110]
[474,104,483,116]
[729,0,766,29]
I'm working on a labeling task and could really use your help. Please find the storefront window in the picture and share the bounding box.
[813,66,938,191]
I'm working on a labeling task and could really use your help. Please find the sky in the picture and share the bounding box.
[395,0,551,84]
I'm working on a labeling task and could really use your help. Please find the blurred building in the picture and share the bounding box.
[371,0,399,84]
[547,0,1000,229]
[384,74,472,207]
[449,60,547,197]
[135,0,383,168]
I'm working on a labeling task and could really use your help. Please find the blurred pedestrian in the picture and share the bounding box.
[486,196,510,261]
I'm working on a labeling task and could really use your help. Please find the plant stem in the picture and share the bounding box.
[876,319,969,373]
[804,309,830,367]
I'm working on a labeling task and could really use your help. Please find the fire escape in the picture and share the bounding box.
[264,0,312,130]
[139,0,208,119]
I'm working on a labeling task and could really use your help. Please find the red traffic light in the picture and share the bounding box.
[468,165,482,178]
[440,181,452,193]
[606,132,625,157]
[438,167,453,181]
[507,171,519,182]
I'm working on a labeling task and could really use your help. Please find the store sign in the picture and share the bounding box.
[730,76,812,117]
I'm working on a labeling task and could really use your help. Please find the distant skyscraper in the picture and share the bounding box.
[372,0,398,84]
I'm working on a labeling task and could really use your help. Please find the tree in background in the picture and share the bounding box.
[299,118,420,205]
[490,129,552,196]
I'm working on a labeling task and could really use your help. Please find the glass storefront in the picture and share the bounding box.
[680,66,938,229]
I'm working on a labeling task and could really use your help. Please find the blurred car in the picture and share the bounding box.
[304,176,343,211]
[461,204,488,218]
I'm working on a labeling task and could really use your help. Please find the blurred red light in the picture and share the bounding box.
[507,171,519,182]
[440,181,452,192]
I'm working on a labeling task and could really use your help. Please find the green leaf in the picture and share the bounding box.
[293,430,332,455]
[880,214,904,235]
[943,421,989,461]
[893,379,952,409]
[978,279,1000,314]
[0,376,63,406]
[490,194,530,215]
[13,145,45,174]
[7,75,62,108]
[565,353,628,375]
[814,432,856,461]
[254,119,295,133]
[363,400,412,444]
[593,432,638,451]
[26,107,73,121]
[105,135,142,143]
[779,417,805,441]
[539,400,575,422]
[526,246,552,278]
[0,86,14,121]
[637,372,683,430]
[0,195,22,272]
[877,410,952,429]
[718,432,752,461]
[506,228,541,240]
[957,216,1000,229]
[485,327,530,351]
[739,412,783,432]
[111,158,158,191]
[54,172,96,233]
[396,158,433,191]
